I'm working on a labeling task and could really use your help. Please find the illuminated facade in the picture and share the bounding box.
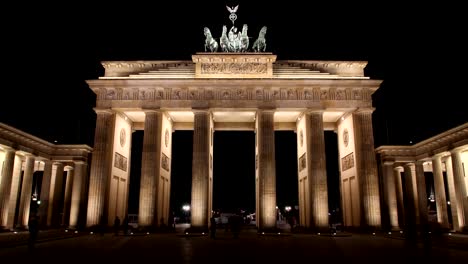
[0,123,91,230]
[377,123,468,232]
[85,53,383,232]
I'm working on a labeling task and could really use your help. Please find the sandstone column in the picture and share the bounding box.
[445,157,459,231]
[432,154,449,229]
[69,161,87,228]
[62,166,74,226]
[17,155,35,228]
[38,160,53,228]
[86,109,115,227]
[190,110,211,231]
[256,110,277,231]
[304,111,328,230]
[382,161,399,230]
[0,147,15,229]
[394,166,405,228]
[450,149,468,231]
[138,110,162,228]
[6,156,22,229]
[50,162,64,227]
[415,160,429,230]
[353,109,381,228]
[403,163,417,239]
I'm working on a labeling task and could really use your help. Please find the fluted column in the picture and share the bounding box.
[0,147,16,228]
[432,154,449,229]
[415,160,429,230]
[38,160,53,228]
[50,162,64,227]
[403,163,417,238]
[353,109,381,228]
[383,161,399,230]
[305,111,328,230]
[450,149,468,231]
[138,110,162,227]
[257,110,277,231]
[86,109,114,227]
[191,110,211,231]
[6,156,22,229]
[69,161,87,228]
[445,157,459,231]
[17,155,35,228]
[62,166,74,226]
[394,166,405,228]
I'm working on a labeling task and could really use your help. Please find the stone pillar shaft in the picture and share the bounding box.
[69,162,87,228]
[50,163,64,227]
[445,157,459,231]
[191,111,210,230]
[18,155,35,228]
[6,157,22,229]
[394,167,405,228]
[353,109,381,228]
[86,110,114,227]
[415,161,429,229]
[138,110,162,227]
[62,167,74,226]
[38,161,53,227]
[451,150,468,231]
[432,155,449,228]
[383,162,399,229]
[305,111,328,229]
[0,148,15,228]
[257,111,277,230]
[403,163,417,237]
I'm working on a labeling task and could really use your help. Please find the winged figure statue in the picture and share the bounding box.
[226,5,239,14]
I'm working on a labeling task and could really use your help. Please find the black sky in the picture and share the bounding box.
[2,1,466,215]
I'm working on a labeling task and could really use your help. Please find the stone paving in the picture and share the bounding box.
[0,225,467,264]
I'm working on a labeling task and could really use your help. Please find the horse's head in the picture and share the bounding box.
[241,24,248,35]
[259,26,267,37]
[204,27,211,37]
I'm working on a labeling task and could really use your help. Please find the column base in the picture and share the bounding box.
[184,226,209,235]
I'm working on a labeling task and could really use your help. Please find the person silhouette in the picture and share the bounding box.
[28,213,39,251]
[210,216,217,239]
[113,216,121,236]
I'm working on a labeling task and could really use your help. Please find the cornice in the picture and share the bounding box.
[0,123,93,162]
[375,122,468,161]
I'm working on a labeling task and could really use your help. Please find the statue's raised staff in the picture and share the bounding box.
[204,27,219,52]
[252,26,267,52]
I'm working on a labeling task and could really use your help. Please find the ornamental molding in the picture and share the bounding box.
[92,86,375,102]
[376,123,468,161]
[0,123,92,162]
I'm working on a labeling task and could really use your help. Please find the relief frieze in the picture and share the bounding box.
[97,86,370,102]
[201,63,268,74]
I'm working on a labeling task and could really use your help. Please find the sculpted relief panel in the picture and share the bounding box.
[97,87,367,102]
[201,63,268,74]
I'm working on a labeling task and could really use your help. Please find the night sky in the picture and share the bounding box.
[2,2,465,216]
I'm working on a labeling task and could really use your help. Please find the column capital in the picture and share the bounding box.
[73,160,87,165]
[393,166,404,172]
[64,165,74,171]
[450,147,466,155]
[93,108,114,115]
[0,145,15,152]
[142,108,162,114]
[354,107,375,114]
[305,109,325,114]
[192,108,211,114]
[383,160,395,166]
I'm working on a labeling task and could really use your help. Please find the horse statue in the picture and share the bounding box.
[204,27,219,52]
[239,24,249,52]
[220,25,230,52]
[252,26,267,52]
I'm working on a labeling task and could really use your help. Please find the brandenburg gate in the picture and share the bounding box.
[85,52,383,232]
